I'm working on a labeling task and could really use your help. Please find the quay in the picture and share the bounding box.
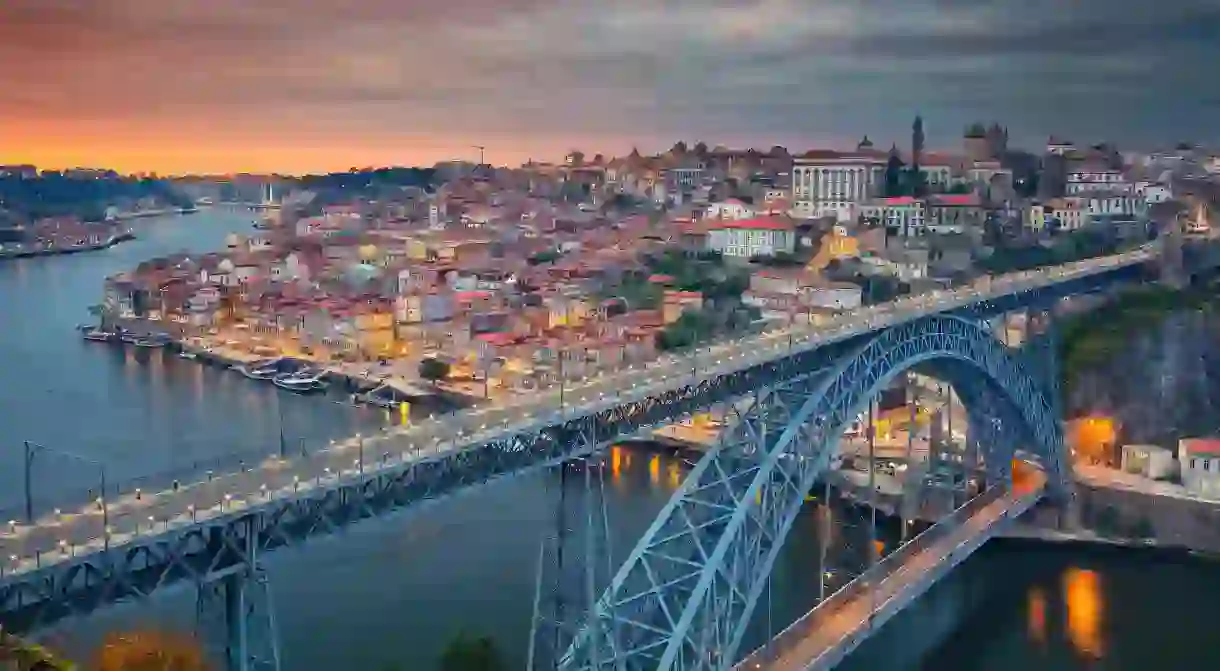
[0,232,135,261]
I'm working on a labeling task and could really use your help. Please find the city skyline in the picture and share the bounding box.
[3,0,1218,174]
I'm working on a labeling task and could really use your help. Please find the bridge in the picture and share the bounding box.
[0,243,1166,669]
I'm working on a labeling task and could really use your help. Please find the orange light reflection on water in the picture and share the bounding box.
[1063,567,1105,660]
[1027,586,1047,646]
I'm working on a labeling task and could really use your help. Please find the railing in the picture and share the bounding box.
[736,484,1019,670]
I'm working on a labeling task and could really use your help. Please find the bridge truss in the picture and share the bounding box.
[558,313,1067,670]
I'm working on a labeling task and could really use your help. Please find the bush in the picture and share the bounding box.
[419,357,451,384]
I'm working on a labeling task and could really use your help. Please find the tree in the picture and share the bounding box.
[419,357,451,385]
[438,632,504,671]
[93,631,211,671]
[884,150,906,197]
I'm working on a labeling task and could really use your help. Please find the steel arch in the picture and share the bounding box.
[561,315,1065,670]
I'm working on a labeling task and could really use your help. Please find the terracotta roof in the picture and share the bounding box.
[930,194,980,207]
[1181,438,1220,456]
[880,197,921,206]
[796,150,885,163]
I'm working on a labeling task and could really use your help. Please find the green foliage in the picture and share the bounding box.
[0,173,192,222]
[528,249,561,265]
[640,247,747,300]
[1058,285,1220,392]
[982,228,1119,275]
[438,633,504,671]
[606,274,663,310]
[748,252,805,267]
[657,309,714,351]
[418,357,451,384]
[884,154,906,198]
[294,167,436,206]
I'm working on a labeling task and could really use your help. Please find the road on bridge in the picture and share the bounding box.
[737,470,1045,671]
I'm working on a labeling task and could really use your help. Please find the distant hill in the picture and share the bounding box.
[0,173,193,222]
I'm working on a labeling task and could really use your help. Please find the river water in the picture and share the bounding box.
[1,210,1217,670]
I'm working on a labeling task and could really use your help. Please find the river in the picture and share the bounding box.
[1,210,1217,670]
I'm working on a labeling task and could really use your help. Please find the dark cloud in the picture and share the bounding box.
[1,0,1217,170]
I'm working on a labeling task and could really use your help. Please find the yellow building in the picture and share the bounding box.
[354,310,397,356]
[807,225,860,272]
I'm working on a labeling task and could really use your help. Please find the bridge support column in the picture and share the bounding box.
[528,417,609,671]
[196,518,281,671]
[224,572,250,671]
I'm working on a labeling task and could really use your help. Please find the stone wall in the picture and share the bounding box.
[1074,482,1220,554]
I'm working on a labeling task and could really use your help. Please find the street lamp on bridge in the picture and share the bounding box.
[22,441,110,551]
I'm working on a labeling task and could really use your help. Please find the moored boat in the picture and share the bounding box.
[272,368,328,394]
[235,357,283,380]
[132,334,171,348]
[82,328,116,342]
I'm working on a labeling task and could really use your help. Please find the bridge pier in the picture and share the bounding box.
[195,517,281,671]
[223,571,249,671]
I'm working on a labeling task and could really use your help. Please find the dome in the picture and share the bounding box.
[217,258,235,273]
[358,244,379,261]
[224,233,242,249]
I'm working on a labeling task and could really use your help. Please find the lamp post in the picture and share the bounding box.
[274,390,288,459]
[23,441,109,551]
[558,352,566,414]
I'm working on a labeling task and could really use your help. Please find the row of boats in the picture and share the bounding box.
[235,357,330,394]
[82,328,175,349]
[81,326,405,400]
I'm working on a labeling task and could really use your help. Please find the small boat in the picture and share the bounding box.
[236,358,282,380]
[358,383,401,408]
[273,369,328,394]
[133,335,170,348]
[82,328,115,342]
[118,331,140,344]
[179,351,198,360]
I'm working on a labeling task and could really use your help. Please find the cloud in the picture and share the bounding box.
[1,0,1217,170]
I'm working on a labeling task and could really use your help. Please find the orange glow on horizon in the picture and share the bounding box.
[2,121,625,175]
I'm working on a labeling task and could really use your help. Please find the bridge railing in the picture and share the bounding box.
[735,484,1012,669]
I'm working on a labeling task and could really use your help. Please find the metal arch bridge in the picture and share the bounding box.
[557,314,1062,671]
[0,247,1153,668]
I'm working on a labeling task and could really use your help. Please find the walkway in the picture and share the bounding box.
[736,470,1044,671]
[0,250,1142,581]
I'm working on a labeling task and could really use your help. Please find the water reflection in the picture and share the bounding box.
[1027,586,1047,647]
[1063,567,1104,660]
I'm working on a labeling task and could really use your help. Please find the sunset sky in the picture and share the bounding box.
[3,0,1218,174]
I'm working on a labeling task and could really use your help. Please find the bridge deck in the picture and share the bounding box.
[0,250,1144,624]
[737,472,1044,671]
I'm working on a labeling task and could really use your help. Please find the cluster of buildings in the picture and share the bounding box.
[98,125,1220,393]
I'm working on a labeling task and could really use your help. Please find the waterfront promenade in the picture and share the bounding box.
[0,247,1152,580]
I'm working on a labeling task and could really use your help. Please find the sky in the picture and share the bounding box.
[2,0,1218,174]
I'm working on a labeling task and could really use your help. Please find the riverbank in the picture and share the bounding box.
[113,206,205,221]
[0,231,135,261]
